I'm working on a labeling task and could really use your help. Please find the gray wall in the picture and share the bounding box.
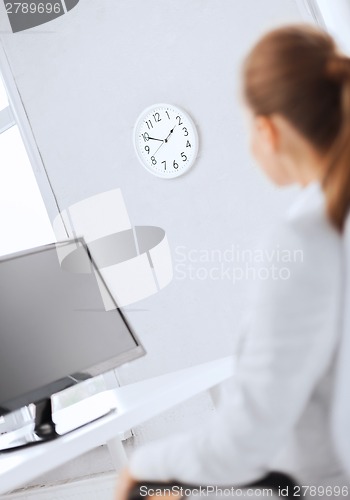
[0,0,304,489]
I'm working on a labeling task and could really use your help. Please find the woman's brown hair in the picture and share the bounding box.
[243,25,350,232]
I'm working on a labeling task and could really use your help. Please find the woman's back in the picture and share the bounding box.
[129,182,348,490]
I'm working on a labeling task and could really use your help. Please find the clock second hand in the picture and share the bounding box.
[153,141,165,156]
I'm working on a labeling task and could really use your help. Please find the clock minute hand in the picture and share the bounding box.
[148,136,164,142]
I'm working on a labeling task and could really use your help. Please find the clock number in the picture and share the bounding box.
[186,140,191,148]
[142,132,150,142]
[183,127,189,136]
[145,146,150,154]
[173,160,179,170]
[166,111,171,120]
[181,152,187,161]
[153,112,161,123]
[176,116,183,126]
[146,120,153,130]
[161,160,166,171]
[151,156,157,165]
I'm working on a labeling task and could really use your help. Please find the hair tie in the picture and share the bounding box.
[326,54,350,82]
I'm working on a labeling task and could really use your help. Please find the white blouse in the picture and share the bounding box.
[129,183,348,488]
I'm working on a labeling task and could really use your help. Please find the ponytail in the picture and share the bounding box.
[323,56,350,232]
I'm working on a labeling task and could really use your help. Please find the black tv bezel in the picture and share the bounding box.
[0,237,146,414]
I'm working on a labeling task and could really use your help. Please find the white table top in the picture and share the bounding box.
[0,356,234,495]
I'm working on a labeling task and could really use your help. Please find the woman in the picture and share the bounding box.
[117,25,350,498]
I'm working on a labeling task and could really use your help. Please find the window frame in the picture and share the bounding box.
[0,105,15,134]
[294,0,326,27]
[0,41,66,236]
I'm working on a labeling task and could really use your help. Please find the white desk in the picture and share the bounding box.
[0,356,234,496]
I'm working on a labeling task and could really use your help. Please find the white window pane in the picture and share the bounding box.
[0,78,9,112]
[0,126,55,256]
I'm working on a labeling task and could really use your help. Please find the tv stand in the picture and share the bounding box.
[0,398,59,451]
[0,389,117,451]
[32,372,92,439]
[34,398,58,441]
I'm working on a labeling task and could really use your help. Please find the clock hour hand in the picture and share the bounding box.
[164,124,177,143]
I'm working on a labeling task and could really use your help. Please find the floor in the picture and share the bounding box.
[2,472,117,500]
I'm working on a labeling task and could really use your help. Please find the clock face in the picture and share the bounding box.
[134,103,198,178]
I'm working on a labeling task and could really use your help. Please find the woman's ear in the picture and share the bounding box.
[255,115,279,152]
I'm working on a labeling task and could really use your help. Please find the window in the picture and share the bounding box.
[0,77,9,111]
[0,74,55,257]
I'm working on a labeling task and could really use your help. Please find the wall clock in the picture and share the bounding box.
[133,103,199,179]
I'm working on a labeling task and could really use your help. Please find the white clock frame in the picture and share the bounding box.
[133,103,199,179]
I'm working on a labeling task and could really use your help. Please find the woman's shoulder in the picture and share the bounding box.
[263,184,343,285]
[272,183,341,250]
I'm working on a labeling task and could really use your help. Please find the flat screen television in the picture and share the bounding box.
[0,238,145,446]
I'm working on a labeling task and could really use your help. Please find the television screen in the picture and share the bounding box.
[0,239,145,413]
